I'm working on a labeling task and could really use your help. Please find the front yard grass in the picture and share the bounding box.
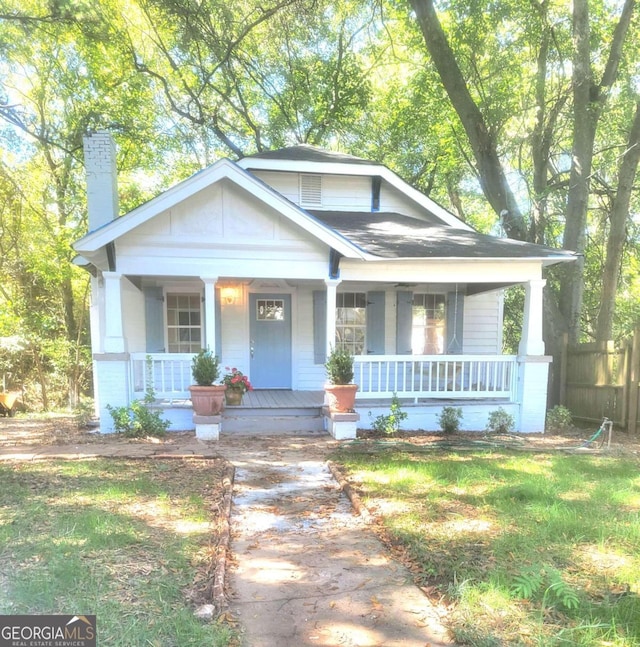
[331,444,640,646]
[0,458,234,647]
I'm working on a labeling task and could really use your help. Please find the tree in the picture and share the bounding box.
[407,0,638,337]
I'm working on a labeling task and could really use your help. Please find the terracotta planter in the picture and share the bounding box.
[225,387,244,406]
[324,383,358,413]
[188,384,227,416]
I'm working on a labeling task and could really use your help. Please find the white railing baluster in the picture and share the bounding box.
[129,353,518,402]
[352,354,517,401]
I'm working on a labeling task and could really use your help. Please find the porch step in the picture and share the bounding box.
[221,389,325,434]
[222,406,324,434]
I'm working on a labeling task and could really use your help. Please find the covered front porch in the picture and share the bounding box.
[135,353,529,433]
[144,385,520,435]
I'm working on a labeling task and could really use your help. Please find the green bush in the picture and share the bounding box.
[370,394,408,434]
[191,349,220,386]
[325,347,354,384]
[438,406,463,434]
[107,400,170,438]
[486,407,515,434]
[545,405,573,432]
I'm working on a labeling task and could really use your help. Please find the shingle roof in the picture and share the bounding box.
[309,211,575,261]
[243,144,380,166]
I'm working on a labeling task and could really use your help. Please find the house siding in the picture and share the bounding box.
[463,292,502,354]
[122,278,146,353]
[250,170,372,211]
[115,179,332,279]
[295,288,325,389]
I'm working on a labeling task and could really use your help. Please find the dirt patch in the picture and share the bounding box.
[355,426,640,456]
[3,414,640,456]
[0,414,195,447]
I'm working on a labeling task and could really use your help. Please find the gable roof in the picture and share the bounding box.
[244,144,378,166]
[238,145,473,231]
[73,158,365,259]
[310,211,576,264]
[73,144,576,269]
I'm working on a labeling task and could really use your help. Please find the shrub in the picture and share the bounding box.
[486,407,515,434]
[107,400,170,438]
[545,405,573,432]
[191,349,220,386]
[370,394,408,434]
[325,347,354,384]
[438,406,463,434]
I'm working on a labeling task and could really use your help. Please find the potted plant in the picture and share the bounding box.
[221,367,253,405]
[188,349,226,416]
[324,346,358,412]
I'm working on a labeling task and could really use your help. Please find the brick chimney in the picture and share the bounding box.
[83,130,119,232]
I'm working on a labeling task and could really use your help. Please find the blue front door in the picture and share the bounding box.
[249,293,292,388]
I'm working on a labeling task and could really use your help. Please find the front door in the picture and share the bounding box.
[249,293,292,388]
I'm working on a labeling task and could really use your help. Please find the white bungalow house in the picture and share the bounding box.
[73,131,575,435]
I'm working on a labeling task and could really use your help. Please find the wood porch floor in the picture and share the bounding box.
[238,389,324,408]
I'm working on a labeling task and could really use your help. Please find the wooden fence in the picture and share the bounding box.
[560,329,640,433]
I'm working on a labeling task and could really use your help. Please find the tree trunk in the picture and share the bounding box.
[409,0,527,240]
[595,101,640,341]
[560,0,636,343]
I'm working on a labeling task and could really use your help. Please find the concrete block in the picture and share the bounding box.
[194,414,222,440]
[323,406,359,440]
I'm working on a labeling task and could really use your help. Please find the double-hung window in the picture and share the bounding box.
[412,294,445,355]
[166,294,202,352]
[335,292,366,354]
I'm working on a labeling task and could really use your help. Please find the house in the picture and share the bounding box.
[73,131,576,435]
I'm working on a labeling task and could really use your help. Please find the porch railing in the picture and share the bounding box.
[131,353,194,400]
[131,352,517,402]
[354,355,517,400]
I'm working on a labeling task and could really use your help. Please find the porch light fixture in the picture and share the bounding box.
[221,286,239,305]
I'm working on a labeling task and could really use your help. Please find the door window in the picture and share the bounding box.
[256,298,285,321]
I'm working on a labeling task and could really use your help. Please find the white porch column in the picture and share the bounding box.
[202,277,218,354]
[519,279,546,356]
[103,271,125,353]
[325,278,341,356]
[516,278,550,433]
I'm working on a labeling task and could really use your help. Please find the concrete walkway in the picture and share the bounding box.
[0,430,453,647]
[216,431,452,647]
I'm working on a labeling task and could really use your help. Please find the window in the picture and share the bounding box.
[256,298,285,321]
[336,292,366,354]
[166,294,202,352]
[299,174,322,206]
[412,294,445,354]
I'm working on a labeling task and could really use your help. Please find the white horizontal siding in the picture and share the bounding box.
[122,277,146,353]
[463,292,502,354]
[249,170,299,203]
[294,288,325,389]
[319,175,371,210]
[380,182,448,222]
[250,170,372,211]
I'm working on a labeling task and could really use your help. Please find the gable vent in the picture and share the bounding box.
[300,174,322,207]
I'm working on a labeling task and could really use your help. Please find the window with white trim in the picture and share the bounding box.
[166,294,202,352]
[412,294,445,354]
[335,292,366,354]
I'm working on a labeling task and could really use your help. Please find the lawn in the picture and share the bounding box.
[331,443,640,646]
[0,458,235,647]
